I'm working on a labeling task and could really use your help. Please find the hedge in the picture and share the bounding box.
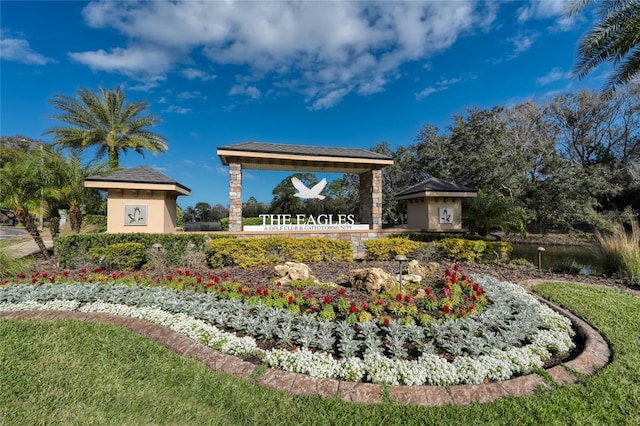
[364,238,425,260]
[88,242,146,270]
[54,233,214,268]
[434,238,512,263]
[208,237,353,268]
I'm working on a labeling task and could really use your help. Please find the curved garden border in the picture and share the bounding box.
[0,279,610,406]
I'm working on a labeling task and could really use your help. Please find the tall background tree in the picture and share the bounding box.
[45,87,167,171]
[569,0,640,90]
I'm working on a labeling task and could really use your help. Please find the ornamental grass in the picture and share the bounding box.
[597,219,640,283]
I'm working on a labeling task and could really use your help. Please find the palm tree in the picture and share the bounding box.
[0,146,57,259]
[463,190,529,238]
[569,0,640,90]
[45,87,168,171]
[47,152,109,234]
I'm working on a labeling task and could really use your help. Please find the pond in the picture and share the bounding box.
[509,243,606,275]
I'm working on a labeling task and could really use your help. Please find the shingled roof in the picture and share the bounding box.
[219,142,392,161]
[396,176,476,199]
[217,142,393,173]
[85,166,191,193]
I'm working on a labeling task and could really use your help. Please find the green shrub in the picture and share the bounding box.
[88,242,146,270]
[55,233,212,268]
[551,258,585,275]
[509,257,535,268]
[364,238,425,260]
[208,237,353,268]
[82,215,107,233]
[434,238,512,263]
[394,232,485,242]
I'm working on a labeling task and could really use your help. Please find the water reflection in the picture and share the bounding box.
[509,243,604,275]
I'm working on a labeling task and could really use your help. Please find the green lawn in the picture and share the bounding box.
[1,282,639,425]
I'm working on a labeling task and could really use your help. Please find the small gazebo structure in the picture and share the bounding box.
[396,177,477,232]
[85,166,191,233]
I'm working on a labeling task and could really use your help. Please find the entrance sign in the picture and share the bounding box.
[244,213,370,232]
[217,142,393,232]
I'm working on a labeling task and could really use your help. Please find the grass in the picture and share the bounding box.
[597,219,640,280]
[0,248,31,279]
[1,282,639,425]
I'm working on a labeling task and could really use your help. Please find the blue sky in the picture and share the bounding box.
[1,1,606,207]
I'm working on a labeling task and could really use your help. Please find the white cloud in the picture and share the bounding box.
[516,0,576,32]
[182,68,217,81]
[177,91,207,101]
[415,75,474,100]
[510,33,537,55]
[415,86,440,100]
[517,0,568,22]
[536,68,570,86]
[73,0,497,108]
[69,45,171,89]
[0,37,54,65]
[157,96,167,104]
[228,84,262,100]
[162,105,192,114]
[489,32,539,64]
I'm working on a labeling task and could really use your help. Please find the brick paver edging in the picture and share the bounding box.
[0,282,610,406]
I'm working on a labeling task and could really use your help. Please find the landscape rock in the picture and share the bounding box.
[407,260,439,278]
[274,262,315,284]
[398,273,422,284]
[345,268,396,294]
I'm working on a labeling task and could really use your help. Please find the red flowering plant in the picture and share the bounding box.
[9,263,489,325]
[429,264,489,319]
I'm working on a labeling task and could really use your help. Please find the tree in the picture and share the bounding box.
[569,0,640,90]
[183,206,198,222]
[270,173,318,215]
[211,204,229,221]
[0,135,41,166]
[45,87,167,171]
[52,153,109,233]
[546,89,636,213]
[243,197,268,218]
[0,146,58,258]
[324,176,359,216]
[194,202,212,222]
[463,191,529,237]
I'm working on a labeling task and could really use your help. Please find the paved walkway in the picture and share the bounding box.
[3,236,54,259]
[0,292,610,406]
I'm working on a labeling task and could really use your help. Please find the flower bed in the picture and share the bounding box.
[0,269,575,386]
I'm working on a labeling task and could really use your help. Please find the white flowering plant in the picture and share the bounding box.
[0,269,575,386]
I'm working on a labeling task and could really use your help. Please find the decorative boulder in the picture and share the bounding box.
[274,262,315,284]
[345,268,395,294]
[407,260,439,278]
[399,273,422,284]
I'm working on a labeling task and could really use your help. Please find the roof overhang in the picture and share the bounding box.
[396,190,478,200]
[217,142,393,173]
[85,180,191,196]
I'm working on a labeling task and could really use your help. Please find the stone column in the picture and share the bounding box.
[371,169,383,230]
[228,162,243,232]
[359,169,383,230]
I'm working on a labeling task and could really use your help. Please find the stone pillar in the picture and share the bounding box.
[228,162,243,232]
[359,169,383,230]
